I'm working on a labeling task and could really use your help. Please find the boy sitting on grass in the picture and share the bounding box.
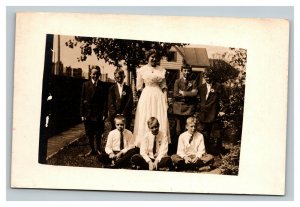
[131,117,173,171]
[98,114,138,168]
[171,116,213,171]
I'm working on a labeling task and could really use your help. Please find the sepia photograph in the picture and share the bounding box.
[11,12,289,195]
[39,34,246,176]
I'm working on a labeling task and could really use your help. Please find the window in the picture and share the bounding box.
[167,51,177,62]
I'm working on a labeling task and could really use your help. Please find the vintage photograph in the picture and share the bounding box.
[39,34,246,175]
[11,13,288,194]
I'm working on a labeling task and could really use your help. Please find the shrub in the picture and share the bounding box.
[210,48,247,143]
[219,143,241,175]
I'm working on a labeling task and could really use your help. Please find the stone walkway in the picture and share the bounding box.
[46,123,85,160]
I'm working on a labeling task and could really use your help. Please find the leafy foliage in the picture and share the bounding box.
[209,59,239,83]
[210,48,247,142]
[65,36,187,73]
[219,144,241,175]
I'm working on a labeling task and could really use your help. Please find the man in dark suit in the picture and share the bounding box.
[198,69,227,155]
[108,68,133,130]
[80,65,107,156]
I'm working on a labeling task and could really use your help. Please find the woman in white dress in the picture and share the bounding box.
[133,49,170,147]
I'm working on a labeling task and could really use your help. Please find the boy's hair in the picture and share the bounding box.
[203,68,213,78]
[186,116,197,126]
[90,65,101,74]
[114,114,126,124]
[147,117,160,128]
[181,64,192,71]
[114,68,125,77]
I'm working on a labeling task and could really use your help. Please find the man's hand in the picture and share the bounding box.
[109,153,116,159]
[116,151,123,160]
[81,116,86,121]
[191,156,199,164]
[179,90,183,95]
[184,156,191,164]
[45,116,49,128]
[218,112,225,117]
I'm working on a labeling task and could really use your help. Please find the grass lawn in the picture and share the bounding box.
[47,119,240,175]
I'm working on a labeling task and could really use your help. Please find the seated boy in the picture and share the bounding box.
[171,117,211,171]
[131,117,173,171]
[98,114,138,168]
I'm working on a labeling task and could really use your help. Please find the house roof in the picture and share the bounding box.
[176,47,211,68]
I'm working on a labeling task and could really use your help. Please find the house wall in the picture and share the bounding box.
[160,47,183,71]
[160,48,206,84]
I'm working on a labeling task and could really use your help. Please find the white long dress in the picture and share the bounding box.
[133,64,171,147]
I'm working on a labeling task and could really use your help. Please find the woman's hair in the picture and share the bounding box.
[147,117,160,128]
[145,49,157,59]
[145,49,162,62]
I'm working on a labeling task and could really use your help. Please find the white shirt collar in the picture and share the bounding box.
[206,83,212,100]
[187,131,194,137]
[117,82,124,87]
[117,82,124,97]
[92,79,98,85]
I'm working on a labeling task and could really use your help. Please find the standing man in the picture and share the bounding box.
[172,64,198,153]
[108,68,133,130]
[198,69,227,155]
[80,65,107,156]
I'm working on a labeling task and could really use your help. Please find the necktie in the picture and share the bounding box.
[153,136,157,155]
[189,134,193,144]
[120,131,124,150]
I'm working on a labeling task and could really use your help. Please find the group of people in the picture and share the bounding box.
[80,49,226,171]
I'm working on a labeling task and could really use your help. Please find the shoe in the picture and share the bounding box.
[198,165,211,172]
[159,167,170,171]
[103,163,115,169]
[84,150,97,157]
[174,165,183,172]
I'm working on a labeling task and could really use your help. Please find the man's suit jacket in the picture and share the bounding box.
[108,83,133,124]
[199,82,224,123]
[80,80,107,122]
[173,78,198,116]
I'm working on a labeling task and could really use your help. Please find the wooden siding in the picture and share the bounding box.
[160,53,183,70]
